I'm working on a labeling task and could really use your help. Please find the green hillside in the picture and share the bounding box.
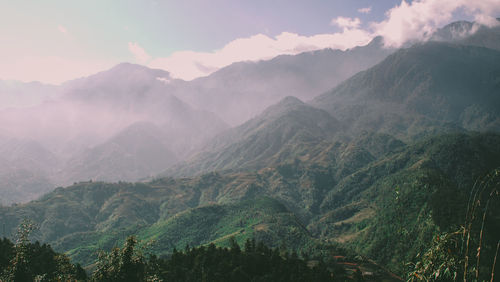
[315,133,500,272]
[166,96,341,177]
[311,42,500,140]
[1,132,499,278]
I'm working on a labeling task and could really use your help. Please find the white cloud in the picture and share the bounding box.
[331,16,362,29]
[128,42,151,64]
[146,0,500,81]
[358,7,372,14]
[156,77,171,84]
[372,0,500,47]
[9,0,499,84]
[148,29,372,81]
[57,25,68,34]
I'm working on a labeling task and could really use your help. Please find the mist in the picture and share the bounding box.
[1,20,498,205]
[0,63,229,204]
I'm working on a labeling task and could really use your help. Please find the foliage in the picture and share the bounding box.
[407,229,464,281]
[92,236,147,282]
[0,132,499,279]
[407,168,500,281]
[312,42,500,141]
[92,236,340,282]
[0,220,87,281]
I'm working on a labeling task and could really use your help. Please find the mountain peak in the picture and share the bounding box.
[112,62,145,69]
[64,62,171,88]
[431,20,474,42]
[367,36,384,47]
[259,96,308,119]
[61,62,174,105]
[312,41,500,139]
[278,96,304,106]
[107,62,171,78]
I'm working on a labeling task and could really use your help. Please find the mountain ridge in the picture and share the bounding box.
[311,41,500,140]
[164,96,342,177]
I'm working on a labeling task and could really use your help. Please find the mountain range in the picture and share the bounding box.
[169,36,393,125]
[0,20,499,279]
[311,42,500,139]
[0,33,395,203]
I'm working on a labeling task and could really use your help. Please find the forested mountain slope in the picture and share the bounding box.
[1,132,499,277]
[311,42,500,140]
[166,96,341,177]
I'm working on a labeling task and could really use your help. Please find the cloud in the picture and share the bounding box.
[11,0,498,84]
[148,29,372,81]
[372,0,500,47]
[128,42,151,64]
[331,16,362,29]
[146,0,500,81]
[57,25,68,34]
[156,77,171,84]
[358,7,372,14]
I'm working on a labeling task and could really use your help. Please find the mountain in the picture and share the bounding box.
[311,42,500,140]
[61,122,178,183]
[459,21,500,51]
[62,62,173,103]
[172,37,394,125]
[168,39,500,177]
[430,20,475,42]
[0,169,54,206]
[432,19,500,51]
[166,96,342,177]
[1,132,499,277]
[167,40,500,176]
[315,133,500,272]
[0,178,317,266]
[61,63,180,117]
[60,63,229,154]
[1,38,389,204]
[0,63,229,203]
[0,136,59,205]
[0,63,228,154]
[2,21,500,278]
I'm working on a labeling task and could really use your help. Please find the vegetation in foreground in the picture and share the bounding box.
[2,229,379,282]
[0,220,87,281]
[407,169,500,281]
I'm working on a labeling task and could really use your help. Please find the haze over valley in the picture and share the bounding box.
[1,1,499,281]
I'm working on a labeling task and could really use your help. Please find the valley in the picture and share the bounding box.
[1,15,500,281]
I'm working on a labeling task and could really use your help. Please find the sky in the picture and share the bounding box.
[0,0,499,84]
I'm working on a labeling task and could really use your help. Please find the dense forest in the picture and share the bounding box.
[1,227,372,281]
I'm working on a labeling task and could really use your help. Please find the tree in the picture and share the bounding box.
[2,219,36,281]
[0,219,85,281]
[92,236,147,282]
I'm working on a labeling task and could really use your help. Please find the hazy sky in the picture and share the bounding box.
[1,0,499,84]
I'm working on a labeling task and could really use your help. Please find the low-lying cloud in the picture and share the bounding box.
[128,42,152,65]
[373,0,500,47]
